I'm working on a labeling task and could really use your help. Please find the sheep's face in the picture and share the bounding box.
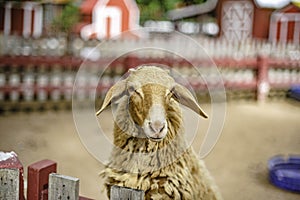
[96,66,208,142]
[128,83,170,141]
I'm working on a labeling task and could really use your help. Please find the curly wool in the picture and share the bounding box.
[102,149,221,200]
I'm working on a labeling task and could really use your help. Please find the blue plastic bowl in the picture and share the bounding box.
[268,155,300,193]
[289,85,300,101]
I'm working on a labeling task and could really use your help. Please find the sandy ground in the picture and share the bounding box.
[0,100,300,199]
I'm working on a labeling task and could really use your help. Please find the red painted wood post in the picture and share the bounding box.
[257,55,270,102]
[125,56,139,70]
[27,159,57,200]
[0,152,25,200]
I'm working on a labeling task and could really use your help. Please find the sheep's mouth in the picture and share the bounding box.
[148,136,164,142]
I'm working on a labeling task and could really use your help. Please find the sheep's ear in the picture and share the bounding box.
[96,79,127,116]
[171,83,208,118]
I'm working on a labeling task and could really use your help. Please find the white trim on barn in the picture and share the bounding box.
[124,0,140,30]
[294,17,300,43]
[33,5,43,38]
[269,14,278,43]
[23,2,34,38]
[4,2,12,35]
[279,16,288,43]
[95,6,122,39]
[23,2,43,38]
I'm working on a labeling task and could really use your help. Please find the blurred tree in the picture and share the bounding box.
[51,2,79,34]
[137,0,206,24]
[51,2,79,55]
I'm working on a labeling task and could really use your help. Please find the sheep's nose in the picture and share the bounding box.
[149,120,165,133]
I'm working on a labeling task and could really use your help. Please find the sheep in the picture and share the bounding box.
[96,65,222,200]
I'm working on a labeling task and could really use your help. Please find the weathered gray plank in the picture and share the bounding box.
[110,185,144,200]
[0,168,19,200]
[48,173,79,200]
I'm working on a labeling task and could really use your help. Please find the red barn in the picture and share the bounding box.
[80,0,140,40]
[0,0,67,38]
[216,0,299,43]
[168,0,296,43]
[0,1,43,38]
[269,4,300,44]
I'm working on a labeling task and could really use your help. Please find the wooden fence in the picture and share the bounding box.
[0,152,89,200]
[0,152,144,200]
[0,54,299,113]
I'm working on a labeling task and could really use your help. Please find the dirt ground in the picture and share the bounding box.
[0,100,300,200]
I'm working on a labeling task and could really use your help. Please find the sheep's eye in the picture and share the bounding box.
[134,89,142,97]
[128,86,143,99]
[128,85,136,94]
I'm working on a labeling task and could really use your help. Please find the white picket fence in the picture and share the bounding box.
[0,34,299,60]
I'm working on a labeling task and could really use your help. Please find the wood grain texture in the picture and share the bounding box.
[0,168,19,200]
[110,185,144,200]
[48,173,79,200]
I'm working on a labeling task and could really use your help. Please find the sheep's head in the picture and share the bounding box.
[96,66,208,142]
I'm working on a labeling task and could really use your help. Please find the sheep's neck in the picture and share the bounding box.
[109,121,187,174]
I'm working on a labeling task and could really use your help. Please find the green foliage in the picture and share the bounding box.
[51,3,79,34]
[137,0,206,23]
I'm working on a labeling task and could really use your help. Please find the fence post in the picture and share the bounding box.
[0,168,19,200]
[27,159,57,200]
[110,185,145,200]
[48,173,79,200]
[257,55,270,102]
[0,151,25,200]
